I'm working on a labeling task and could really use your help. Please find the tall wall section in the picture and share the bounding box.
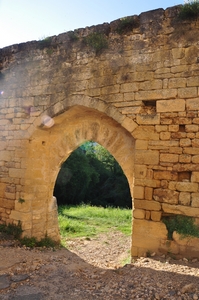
[0,5,199,258]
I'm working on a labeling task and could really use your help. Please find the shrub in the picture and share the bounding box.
[178,0,199,19]
[0,221,23,239]
[116,16,139,34]
[84,32,108,54]
[162,215,199,240]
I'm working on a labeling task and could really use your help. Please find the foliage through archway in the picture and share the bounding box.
[54,142,132,208]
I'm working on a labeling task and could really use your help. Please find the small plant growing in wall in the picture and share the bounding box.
[38,36,51,50]
[115,16,140,34]
[84,32,108,54]
[18,198,25,204]
[162,215,199,240]
[178,0,199,19]
[68,31,79,42]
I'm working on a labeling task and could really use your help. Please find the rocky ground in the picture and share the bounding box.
[0,231,199,300]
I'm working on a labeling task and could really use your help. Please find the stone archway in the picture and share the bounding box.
[11,105,135,244]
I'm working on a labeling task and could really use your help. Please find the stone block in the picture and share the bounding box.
[0,183,6,197]
[172,48,185,59]
[133,186,144,199]
[191,172,199,183]
[135,150,159,165]
[191,193,199,207]
[160,132,170,140]
[184,148,199,155]
[133,219,167,240]
[145,211,151,220]
[9,168,25,179]
[151,211,162,222]
[120,83,138,93]
[145,187,153,200]
[186,125,198,132]
[121,117,138,133]
[169,125,179,132]
[135,178,160,188]
[160,153,178,163]
[169,147,182,154]
[154,171,178,180]
[135,140,148,150]
[134,164,147,179]
[135,89,177,101]
[169,78,186,88]
[176,182,198,192]
[139,79,162,90]
[157,99,185,112]
[133,209,145,219]
[153,188,179,204]
[179,154,191,163]
[187,76,199,87]
[162,203,199,217]
[136,114,160,125]
[10,210,32,222]
[134,199,161,211]
[133,126,159,140]
[155,125,168,132]
[186,99,199,110]
[192,139,199,148]
[180,138,191,147]
[178,87,197,98]
[179,192,191,206]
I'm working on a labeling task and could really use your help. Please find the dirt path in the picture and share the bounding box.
[0,232,199,299]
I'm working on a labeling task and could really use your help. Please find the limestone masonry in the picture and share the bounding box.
[0,5,199,258]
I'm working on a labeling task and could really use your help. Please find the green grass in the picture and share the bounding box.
[58,204,132,239]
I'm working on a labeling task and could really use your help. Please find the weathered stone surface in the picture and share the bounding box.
[0,6,199,259]
[153,188,179,204]
[157,99,185,112]
[191,193,199,208]
[135,150,159,165]
[162,203,199,217]
[179,192,191,206]
[134,200,161,211]
[176,182,198,193]
[133,209,145,219]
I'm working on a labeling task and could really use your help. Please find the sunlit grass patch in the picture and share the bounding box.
[58,204,132,240]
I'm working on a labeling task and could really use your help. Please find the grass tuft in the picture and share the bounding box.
[84,33,108,54]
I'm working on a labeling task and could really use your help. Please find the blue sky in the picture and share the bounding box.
[0,0,183,48]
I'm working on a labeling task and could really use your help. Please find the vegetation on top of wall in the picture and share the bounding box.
[178,0,199,19]
[38,36,52,49]
[68,31,79,42]
[84,32,108,54]
[162,215,199,240]
[115,16,140,34]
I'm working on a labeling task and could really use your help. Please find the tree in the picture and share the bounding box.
[54,142,132,208]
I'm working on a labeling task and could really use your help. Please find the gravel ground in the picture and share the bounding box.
[0,232,199,299]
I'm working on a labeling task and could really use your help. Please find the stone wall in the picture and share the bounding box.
[0,5,199,258]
